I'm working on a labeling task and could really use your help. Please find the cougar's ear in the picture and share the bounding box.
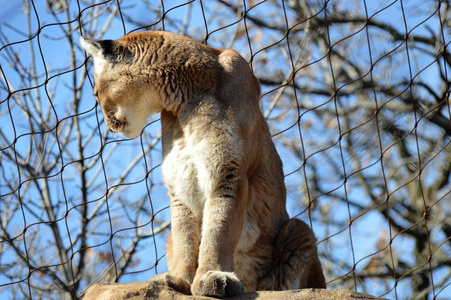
[81,36,133,66]
[80,36,115,60]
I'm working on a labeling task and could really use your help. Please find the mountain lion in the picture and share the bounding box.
[80,31,326,298]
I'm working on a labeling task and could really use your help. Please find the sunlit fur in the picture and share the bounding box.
[80,31,326,297]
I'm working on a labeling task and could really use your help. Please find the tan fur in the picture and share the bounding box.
[80,31,326,297]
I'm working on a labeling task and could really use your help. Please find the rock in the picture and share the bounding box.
[83,281,387,300]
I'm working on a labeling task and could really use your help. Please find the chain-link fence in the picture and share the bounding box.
[0,0,450,299]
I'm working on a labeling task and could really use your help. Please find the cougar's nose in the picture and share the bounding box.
[106,111,126,132]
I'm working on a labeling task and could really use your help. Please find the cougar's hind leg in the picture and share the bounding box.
[307,254,327,289]
[257,218,326,290]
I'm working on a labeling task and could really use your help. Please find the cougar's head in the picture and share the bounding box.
[80,36,162,138]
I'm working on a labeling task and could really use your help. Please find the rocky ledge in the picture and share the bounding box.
[84,281,387,300]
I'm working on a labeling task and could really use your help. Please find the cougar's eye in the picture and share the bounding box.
[93,85,99,98]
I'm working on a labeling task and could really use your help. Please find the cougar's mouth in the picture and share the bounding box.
[106,111,126,133]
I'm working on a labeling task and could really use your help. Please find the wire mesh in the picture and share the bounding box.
[0,0,450,299]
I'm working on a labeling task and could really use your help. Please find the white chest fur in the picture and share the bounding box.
[162,131,213,218]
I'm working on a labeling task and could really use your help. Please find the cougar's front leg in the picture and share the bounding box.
[191,170,247,298]
[151,197,200,295]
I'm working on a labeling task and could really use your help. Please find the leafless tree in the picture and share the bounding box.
[0,1,449,299]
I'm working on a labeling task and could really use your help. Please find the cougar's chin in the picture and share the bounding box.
[107,122,141,138]
[122,117,147,138]
[122,126,142,138]
[105,108,149,138]
[123,112,151,138]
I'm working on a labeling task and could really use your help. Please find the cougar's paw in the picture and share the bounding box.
[191,270,244,298]
[149,273,191,295]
